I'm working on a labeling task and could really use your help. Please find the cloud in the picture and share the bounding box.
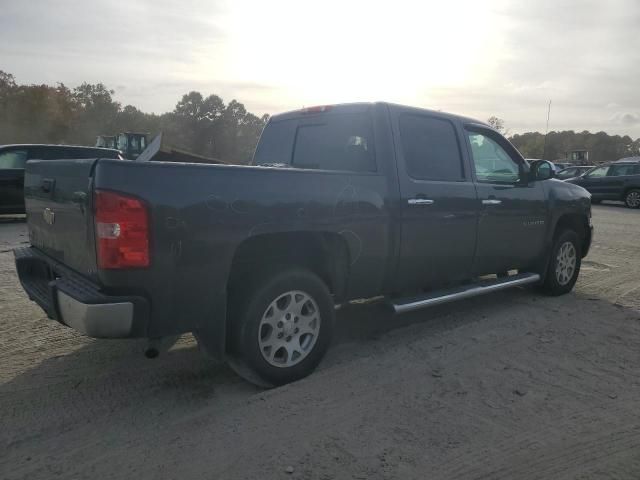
[610,112,640,125]
[1,0,640,137]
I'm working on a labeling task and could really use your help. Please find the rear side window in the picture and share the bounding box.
[28,147,70,160]
[399,115,464,181]
[609,164,637,177]
[292,113,376,172]
[0,150,28,169]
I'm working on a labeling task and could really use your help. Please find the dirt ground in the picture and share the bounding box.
[1,204,639,480]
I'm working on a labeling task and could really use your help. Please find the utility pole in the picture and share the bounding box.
[542,100,552,160]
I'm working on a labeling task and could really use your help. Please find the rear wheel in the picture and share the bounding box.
[541,230,581,296]
[624,189,640,209]
[228,268,334,386]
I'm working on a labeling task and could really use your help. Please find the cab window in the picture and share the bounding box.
[292,113,376,172]
[252,118,297,166]
[399,115,464,181]
[0,149,28,169]
[467,131,520,183]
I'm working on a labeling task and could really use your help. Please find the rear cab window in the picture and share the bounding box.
[253,107,376,173]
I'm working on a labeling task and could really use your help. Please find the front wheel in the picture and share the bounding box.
[541,230,582,296]
[229,268,334,386]
[624,189,640,209]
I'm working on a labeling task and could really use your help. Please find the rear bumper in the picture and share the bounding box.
[14,247,149,338]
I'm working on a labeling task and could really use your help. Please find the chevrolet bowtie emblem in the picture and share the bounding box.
[43,207,55,225]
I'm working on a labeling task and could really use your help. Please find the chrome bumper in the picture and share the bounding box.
[57,291,134,338]
[14,246,149,339]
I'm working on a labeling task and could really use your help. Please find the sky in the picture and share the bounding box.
[1,0,639,137]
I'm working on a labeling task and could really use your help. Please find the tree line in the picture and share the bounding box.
[489,116,639,164]
[509,130,639,164]
[1,71,638,165]
[0,71,268,164]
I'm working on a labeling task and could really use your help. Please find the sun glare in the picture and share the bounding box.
[224,0,502,111]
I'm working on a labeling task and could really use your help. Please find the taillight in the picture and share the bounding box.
[94,190,150,269]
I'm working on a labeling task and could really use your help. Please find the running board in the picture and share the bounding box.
[390,272,541,314]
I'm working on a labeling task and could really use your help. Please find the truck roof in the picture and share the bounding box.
[270,102,489,128]
[612,156,640,164]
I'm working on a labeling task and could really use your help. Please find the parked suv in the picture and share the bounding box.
[0,144,122,214]
[565,157,640,208]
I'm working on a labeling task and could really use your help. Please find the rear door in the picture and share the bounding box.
[602,164,638,199]
[0,148,28,213]
[25,158,98,276]
[392,110,478,292]
[465,126,547,275]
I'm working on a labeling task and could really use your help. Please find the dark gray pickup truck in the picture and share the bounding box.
[14,103,592,386]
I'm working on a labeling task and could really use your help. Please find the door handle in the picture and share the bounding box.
[408,198,435,205]
[482,199,502,205]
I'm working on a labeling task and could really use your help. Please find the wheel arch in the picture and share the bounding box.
[227,231,351,299]
[622,186,640,204]
[552,213,591,258]
[224,231,350,355]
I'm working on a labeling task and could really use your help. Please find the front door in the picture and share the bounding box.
[393,112,479,293]
[579,165,610,200]
[465,127,548,275]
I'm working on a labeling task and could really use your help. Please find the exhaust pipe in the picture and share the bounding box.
[144,345,160,359]
[144,335,179,359]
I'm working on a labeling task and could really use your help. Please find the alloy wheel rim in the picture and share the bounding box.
[258,290,320,368]
[555,241,577,286]
[627,191,640,208]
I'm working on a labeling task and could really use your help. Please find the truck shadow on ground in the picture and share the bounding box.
[0,287,614,441]
[3,289,533,403]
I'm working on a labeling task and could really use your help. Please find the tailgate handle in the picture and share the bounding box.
[41,178,55,193]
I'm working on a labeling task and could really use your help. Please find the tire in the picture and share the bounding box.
[624,189,640,209]
[228,268,334,386]
[541,229,582,296]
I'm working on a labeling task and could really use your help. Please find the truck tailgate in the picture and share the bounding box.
[24,158,98,277]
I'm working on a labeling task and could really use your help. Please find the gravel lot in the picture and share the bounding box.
[1,204,639,479]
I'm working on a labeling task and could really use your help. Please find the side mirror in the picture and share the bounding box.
[529,160,555,181]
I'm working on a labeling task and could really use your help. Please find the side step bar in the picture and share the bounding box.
[391,272,541,314]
